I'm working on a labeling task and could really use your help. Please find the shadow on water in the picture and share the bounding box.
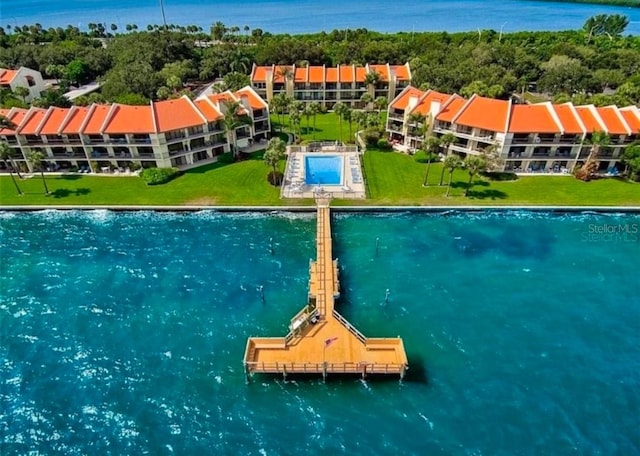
[449,220,554,260]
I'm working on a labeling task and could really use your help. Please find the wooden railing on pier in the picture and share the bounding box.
[243,197,408,381]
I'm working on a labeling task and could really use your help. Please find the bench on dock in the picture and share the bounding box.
[365,338,402,351]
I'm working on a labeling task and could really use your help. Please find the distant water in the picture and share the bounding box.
[1,210,640,454]
[2,0,640,34]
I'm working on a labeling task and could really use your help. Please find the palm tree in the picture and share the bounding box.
[270,94,287,132]
[27,150,50,195]
[621,141,640,179]
[463,155,487,197]
[576,130,611,181]
[0,142,23,195]
[287,99,303,136]
[444,154,463,197]
[290,110,301,141]
[308,102,321,139]
[343,107,353,140]
[422,136,440,186]
[263,137,286,185]
[364,70,380,89]
[360,92,373,110]
[0,117,24,179]
[303,104,314,136]
[333,102,347,143]
[221,99,253,161]
[438,133,456,185]
[374,96,388,116]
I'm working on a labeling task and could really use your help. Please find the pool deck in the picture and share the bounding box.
[243,196,408,380]
[280,145,367,199]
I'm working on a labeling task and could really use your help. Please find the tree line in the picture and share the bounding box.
[0,15,638,108]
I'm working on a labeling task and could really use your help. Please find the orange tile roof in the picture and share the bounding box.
[193,99,223,122]
[103,104,154,134]
[574,106,604,133]
[294,67,307,83]
[355,67,367,83]
[339,65,354,83]
[17,109,46,135]
[235,87,267,110]
[308,66,324,84]
[83,105,111,135]
[508,104,560,134]
[596,106,629,135]
[154,97,204,133]
[455,96,510,132]
[390,87,424,111]
[0,108,10,117]
[619,108,640,134]
[413,90,453,116]
[60,107,90,134]
[0,108,27,135]
[552,104,583,135]
[435,96,466,123]
[368,65,388,81]
[0,69,18,84]
[38,107,69,135]
[252,66,269,83]
[325,68,338,83]
[207,92,248,115]
[392,64,410,81]
[273,66,293,83]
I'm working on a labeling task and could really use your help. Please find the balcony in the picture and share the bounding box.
[511,135,532,144]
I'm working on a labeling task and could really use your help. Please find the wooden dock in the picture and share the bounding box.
[243,196,408,381]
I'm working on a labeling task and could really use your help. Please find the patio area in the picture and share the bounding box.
[280,143,366,199]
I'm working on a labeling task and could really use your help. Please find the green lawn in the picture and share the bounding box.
[1,146,638,208]
[0,152,302,206]
[271,112,386,144]
[356,149,640,206]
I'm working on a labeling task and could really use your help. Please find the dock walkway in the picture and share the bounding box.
[243,196,408,380]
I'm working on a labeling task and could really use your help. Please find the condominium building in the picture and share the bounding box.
[250,63,411,108]
[0,86,270,172]
[0,67,46,103]
[387,86,640,173]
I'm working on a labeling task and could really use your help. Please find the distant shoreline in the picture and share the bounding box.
[528,0,640,7]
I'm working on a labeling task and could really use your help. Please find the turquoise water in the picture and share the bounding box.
[305,156,343,186]
[2,0,640,34]
[1,210,639,454]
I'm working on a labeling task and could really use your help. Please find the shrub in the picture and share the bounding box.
[140,167,181,185]
[363,127,381,146]
[377,138,391,150]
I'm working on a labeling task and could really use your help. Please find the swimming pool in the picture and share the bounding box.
[304,155,343,185]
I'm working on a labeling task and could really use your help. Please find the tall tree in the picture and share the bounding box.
[374,96,388,117]
[263,137,286,185]
[621,142,640,180]
[27,150,50,195]
[0,142,23,196]
[221,99,252,161]
[444,154,463,197]
[333,102,347,143]
[422,136,440,186]
[576,131,611,181]
[463,155,486,197]
[438,132,456,185]
[308,102,321,140]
